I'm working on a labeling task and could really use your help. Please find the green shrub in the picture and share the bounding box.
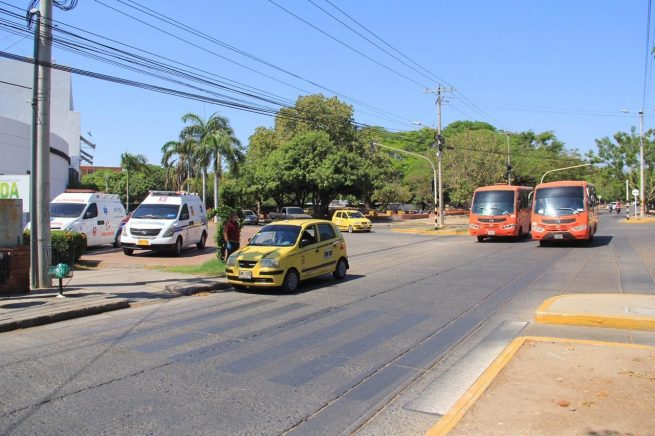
[23,230,87,264]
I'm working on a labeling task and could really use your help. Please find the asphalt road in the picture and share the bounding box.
[1,212,654,435]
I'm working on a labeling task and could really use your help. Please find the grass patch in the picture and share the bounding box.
[151,258,226,276]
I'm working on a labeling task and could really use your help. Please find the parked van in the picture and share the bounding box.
[47,190,126,247]
[120,191,208,256]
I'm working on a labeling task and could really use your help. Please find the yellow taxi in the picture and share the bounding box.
[225,219,349,293]
[331,209,372,233]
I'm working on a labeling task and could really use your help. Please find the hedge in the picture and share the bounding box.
[23,230,87,264]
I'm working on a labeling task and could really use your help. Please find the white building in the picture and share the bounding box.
[0,59,83,200]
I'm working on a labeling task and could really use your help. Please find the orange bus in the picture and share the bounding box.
[531,180,598,246]
[469,185,533,242]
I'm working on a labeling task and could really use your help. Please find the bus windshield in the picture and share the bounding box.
[472,190,515,215]
[534,186,585,216]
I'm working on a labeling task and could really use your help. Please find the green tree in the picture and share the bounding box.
[180,113,243,209]
[120,152,147,212]
[161,138,195,191]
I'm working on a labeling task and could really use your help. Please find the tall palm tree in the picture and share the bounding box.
[180,112,243,210]
[120,152,147,212]
[161,138,195,191]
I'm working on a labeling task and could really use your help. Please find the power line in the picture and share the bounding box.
[98,0,415,127]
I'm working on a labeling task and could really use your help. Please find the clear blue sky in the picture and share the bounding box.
[1,0,653,167]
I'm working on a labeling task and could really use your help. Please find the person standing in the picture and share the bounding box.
[224,212,241,260]
[616,200,622,214]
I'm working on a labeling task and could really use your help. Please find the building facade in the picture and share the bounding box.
[0,59,82,200]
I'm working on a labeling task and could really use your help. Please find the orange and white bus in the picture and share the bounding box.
[469,185,533,242]
[531,180,598,246]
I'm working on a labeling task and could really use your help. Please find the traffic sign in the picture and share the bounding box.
[632,189,639,197]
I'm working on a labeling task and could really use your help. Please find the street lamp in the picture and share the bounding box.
[371,141,438,229]
[621,109,645,219]
[412,121,444,228]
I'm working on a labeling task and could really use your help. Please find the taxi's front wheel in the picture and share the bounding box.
[281,269,300,293]
[333,258,347,280]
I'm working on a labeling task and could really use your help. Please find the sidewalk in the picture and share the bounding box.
[0,266,230,333]
[428,293,655,435]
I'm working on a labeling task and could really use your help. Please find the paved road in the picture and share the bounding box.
[1,212,654,435]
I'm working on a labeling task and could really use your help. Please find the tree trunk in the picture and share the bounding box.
[201,167,207,206]
[126,170,130,213]
[213,154,221,222]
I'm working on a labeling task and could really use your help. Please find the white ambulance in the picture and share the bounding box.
[48,190,126,247]
[120,191,208,256]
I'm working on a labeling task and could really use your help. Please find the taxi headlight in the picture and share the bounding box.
[226,254,237,266]
[572,224,588,231]
[260,258,279,268]
[162,226,175,237]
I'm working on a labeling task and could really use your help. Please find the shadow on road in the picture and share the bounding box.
[234,274,365,296]
[538,235,613,248]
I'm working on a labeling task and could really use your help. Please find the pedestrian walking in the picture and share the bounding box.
[616,200,622,214]
[224,212,241,260]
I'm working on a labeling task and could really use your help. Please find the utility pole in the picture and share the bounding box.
[639,110,645,219]
[36,0,53,288]
[506,134,512,185]
[425,85,453,228]
[29,7,40,289]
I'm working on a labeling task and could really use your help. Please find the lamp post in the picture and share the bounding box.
[371,141,438,229]
[621,109,645,219]
[412,122,444,228]
[540,163,593,184]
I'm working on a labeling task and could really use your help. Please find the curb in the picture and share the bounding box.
[425,336,655,435]
[535,294,655,331]
[0,297,129,333]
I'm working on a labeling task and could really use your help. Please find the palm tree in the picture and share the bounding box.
[161,138,195,191]
[180,112,243,211]
[120,152,147,212]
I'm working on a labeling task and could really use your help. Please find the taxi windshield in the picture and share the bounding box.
[472,191,515,215]
[347,211,365,218]
[250,224,301,247]
[132,204,180,219]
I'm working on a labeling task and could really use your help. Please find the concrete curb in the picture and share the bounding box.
[426,336,655,435]
[0,297,129,333]
[535,294,655,331]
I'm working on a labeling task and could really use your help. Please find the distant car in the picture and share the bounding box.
[331,209,372,233]
[268,207,312,221]
[226,219,348,293]
[608,202,617,212]
[242,209,259,225]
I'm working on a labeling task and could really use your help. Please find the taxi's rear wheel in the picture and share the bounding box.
[281,269,299,293]
[333,258,347,280]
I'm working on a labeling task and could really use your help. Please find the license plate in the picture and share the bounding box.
[137,239,150,246]
[238,271,252,280]
[554,234,563,240]
[487,230,496,236]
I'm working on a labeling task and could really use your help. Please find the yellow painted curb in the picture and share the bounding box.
[623,217,655,224]
[425,336,655,436]
[535,294,655,331]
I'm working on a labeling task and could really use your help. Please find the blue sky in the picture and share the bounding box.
[1,0,653,167]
